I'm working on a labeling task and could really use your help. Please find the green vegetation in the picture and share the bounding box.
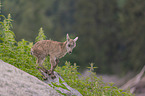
[3,0,145,75]
[0,14,133,96]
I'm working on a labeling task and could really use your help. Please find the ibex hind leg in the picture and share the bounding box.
[36,58,49,78]
[38,68,48,80]
[49,58,59,79]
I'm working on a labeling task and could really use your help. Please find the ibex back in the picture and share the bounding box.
[31,34,78,79]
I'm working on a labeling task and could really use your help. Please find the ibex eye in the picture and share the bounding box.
[68,44,71,47]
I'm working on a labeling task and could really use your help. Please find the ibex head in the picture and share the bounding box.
[66,34,78,54]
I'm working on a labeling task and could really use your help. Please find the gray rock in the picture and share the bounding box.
[0,60,62,96]
[41,71,82,96]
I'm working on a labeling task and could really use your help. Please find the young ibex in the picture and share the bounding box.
[31,34,78,79]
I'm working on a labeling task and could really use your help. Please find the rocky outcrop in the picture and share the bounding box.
[0,60,82,96]
[41,71,82,96]
[119,65,145,94]
[0,60,61,96]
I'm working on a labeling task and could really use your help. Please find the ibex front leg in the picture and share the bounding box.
[48,57,59,79]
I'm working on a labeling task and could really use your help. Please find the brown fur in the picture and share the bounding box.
[31,34,78,79]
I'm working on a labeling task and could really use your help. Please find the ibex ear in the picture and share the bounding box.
[74,37,78,42]
[66,34,70,41]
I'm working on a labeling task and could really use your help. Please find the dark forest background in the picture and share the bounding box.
[2,0,145,75]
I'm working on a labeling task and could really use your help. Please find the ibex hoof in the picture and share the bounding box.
[51,74,56,79]
[47,70,52,75]
[43,76,47,80]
